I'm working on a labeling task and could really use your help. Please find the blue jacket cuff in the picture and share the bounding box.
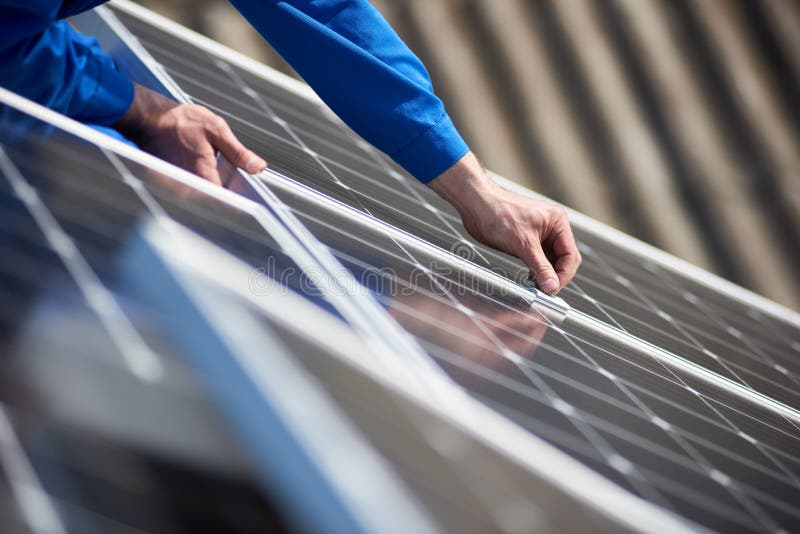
[390,113,470,183]
[77,59,135,126]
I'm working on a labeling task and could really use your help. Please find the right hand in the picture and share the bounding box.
[115,83,266,185]
[428,152,581,295]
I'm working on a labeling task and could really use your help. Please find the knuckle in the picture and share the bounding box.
[516,231,538,255]
[533,264,553,279]
[209,115,226,129]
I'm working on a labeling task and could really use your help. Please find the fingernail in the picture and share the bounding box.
[539,278,559,295]
[246,156,267,173]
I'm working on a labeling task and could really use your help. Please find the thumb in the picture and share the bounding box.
[208,120,266,174]
[520,239,560,295]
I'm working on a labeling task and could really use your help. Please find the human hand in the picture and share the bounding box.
[114,83,266,185]
[428,152,581,295]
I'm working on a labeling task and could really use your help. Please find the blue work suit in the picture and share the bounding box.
[0,0,469,182]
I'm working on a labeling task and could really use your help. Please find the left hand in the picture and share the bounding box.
[428,152,581,295]
[114,83,266,185]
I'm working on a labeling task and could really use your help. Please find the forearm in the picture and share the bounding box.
[114,82,180,145]
[427,151,497,216]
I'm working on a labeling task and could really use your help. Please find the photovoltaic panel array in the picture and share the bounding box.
[265,174,800,532]
[91,3,800,532]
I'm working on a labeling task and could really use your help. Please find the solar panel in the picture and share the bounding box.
[1,92,511,533]
[99,3,800,421]
[0,3,800,532]
[0,106,294,532]
[0,92,662,533]
[140,217,641,534]
[1,1,793,531]
[260,170,800,531]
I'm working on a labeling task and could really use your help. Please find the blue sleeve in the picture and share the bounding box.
[229,0,469,182]
[0,2,134,125]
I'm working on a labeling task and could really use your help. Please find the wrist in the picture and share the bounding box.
[114,83,179,145]
[427,152,498,215]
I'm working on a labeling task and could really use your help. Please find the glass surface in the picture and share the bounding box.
[270,183,800,533]
[107,9,800,532]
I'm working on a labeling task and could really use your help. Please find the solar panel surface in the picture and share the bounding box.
[88,3,800,532]
[264,173,800,532]
[0,96,656,534]
[152,222,637,534]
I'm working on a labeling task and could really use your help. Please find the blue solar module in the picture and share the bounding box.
[0,83,665,534]
[0,1,792,532]
[76,3,800,531]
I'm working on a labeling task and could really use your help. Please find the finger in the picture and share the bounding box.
[548,223,581,288]
[519,238,560,295]
[207,118,266,174]
[554,251,580,288]
[188,152,223,186]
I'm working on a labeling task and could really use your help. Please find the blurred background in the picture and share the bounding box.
[134,0,800,312]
